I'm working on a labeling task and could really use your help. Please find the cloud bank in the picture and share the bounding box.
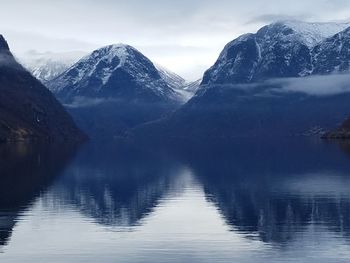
[268,74,350,96]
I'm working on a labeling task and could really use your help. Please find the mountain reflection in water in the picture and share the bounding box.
[1,138,350,262]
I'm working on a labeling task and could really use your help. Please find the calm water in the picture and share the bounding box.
[1,138,350,262]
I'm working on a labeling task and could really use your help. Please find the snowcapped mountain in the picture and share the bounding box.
[202,21,350,85]
[19,50,86,83]
[47,44,185,138]
[133,21,350,139]
[0,35,85,142]
[48,44,182,103]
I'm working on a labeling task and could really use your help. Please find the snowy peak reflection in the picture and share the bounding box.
[46,142,186,227]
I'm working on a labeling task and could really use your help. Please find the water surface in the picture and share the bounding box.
[1,139,350,262]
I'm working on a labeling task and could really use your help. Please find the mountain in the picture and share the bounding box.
[202,21,350,85]
[47,44,185,138]
[19,50,86,83]
[155,64,199,101]
[132,21,350,139]
[155,64,186,90]
[312,26,350,74]
[0,35,86,142]
[183,79,201,93]
[49,44,182,102]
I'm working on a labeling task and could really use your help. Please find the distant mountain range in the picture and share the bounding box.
[3,20,350,141]
[155,64,200,100]
[0,35,85,142]
[19,50,86,83]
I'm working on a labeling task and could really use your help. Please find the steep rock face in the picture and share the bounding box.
[48,44,184,138]
[253,22,313,79]
[202,34,260,84]
[312,27,350,74]
[0,35,85,142]
[202,21,350,86]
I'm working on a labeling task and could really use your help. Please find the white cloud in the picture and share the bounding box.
[268,74,350,96]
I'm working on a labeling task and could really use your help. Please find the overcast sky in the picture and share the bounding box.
[1,0,350,80]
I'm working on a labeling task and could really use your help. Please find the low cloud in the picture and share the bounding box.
[201,73,350,98]
[267,74,350,96]
[246,14,309,25]
[64,97,117,108]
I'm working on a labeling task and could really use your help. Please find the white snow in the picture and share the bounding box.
[275,20,350,47]
[76,44,130,86]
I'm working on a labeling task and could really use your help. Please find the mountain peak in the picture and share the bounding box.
[260,20,350,47]
[82,43,142,71]
[109,43,133,49]
[101,43,134,53]
[48,43,183,103]
[0,35,9,51]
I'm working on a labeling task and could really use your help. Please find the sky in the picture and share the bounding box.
[0,0,350,80]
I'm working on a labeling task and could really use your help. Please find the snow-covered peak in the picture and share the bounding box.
[48,44,184,103]
[59,44,141,88]
[84,44,133,67]
[262,20,350,47]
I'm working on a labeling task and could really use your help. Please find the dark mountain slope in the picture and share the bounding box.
[0,35,85,142]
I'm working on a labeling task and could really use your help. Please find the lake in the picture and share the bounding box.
[1,138,350,262]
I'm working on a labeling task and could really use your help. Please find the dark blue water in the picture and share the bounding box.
[1,138,350,262]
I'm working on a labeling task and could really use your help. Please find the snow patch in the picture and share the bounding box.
[275,20,350,47]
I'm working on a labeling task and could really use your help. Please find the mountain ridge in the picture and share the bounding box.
[202,21,350,86]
